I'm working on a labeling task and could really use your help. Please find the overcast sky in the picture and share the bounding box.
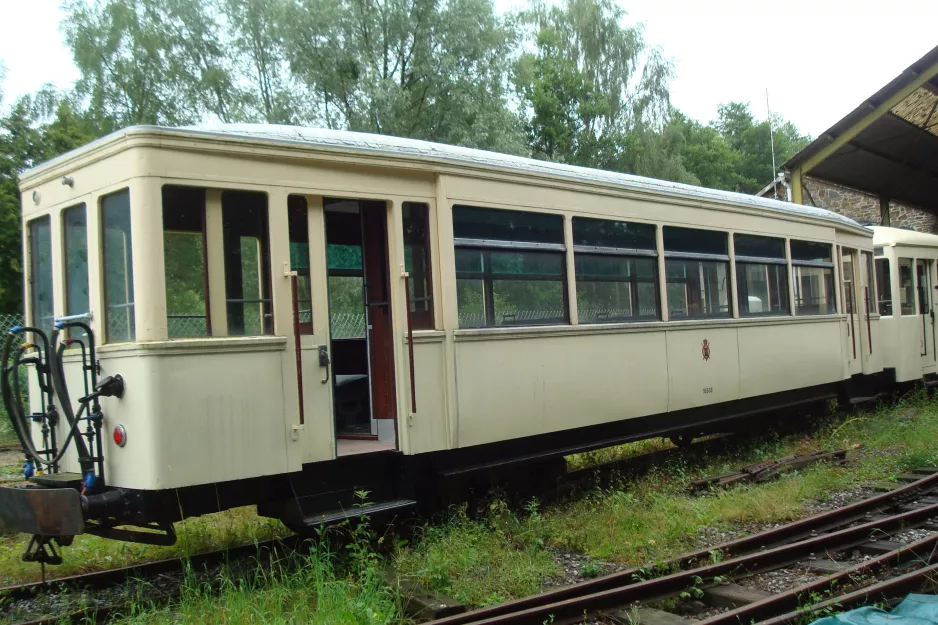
[1,0,936,137]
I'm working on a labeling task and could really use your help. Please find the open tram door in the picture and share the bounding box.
[322,199,398,457]
[915,259,936,372]
[841,247,862,376]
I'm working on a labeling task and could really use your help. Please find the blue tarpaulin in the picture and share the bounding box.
[810,595,938,625]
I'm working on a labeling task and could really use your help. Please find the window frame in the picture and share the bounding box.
[572,216,660,323]
[453,205,568,329]
[898,257,916,316]
[662,226,732,319]
[221,190,273,337]
[62,203,90,321]
[288,195,313,335]
[403,202,435,330]
[789,239,836,316]
[733,233,790,318]
[28,215,54,333]
[100,188,136,343]
[162,185,212,339]
[874,257,892,316]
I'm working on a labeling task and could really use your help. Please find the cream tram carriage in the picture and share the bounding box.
[872,227,938,384]
[0,125,889,560]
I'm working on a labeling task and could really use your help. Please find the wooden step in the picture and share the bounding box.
[703,583,772,609]
[913,467,938,475]
[301,499,416,526]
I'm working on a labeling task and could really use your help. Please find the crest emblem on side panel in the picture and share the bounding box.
[702,339,711,361]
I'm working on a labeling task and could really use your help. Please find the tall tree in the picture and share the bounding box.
[669,110,742,191]
[513,0,693,182]
[0,87,95,313]
[63,0,243,131]
[280,0,526,153]
[713,101,810,193]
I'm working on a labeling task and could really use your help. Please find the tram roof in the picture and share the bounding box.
[23,123,864,232]
[872,225,938,248]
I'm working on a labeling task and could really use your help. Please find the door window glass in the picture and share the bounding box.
[899,258,915,315]
[403,202,434,329]
[288,196,313,334]
[875,258,892,316]
[916,260,930,315]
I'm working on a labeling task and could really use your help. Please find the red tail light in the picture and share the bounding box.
[113,425,127,447]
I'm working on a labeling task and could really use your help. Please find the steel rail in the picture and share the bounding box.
[1,536,298,605]
[700,527,938,625]
[757,562,938,625]
[430,471,938,625]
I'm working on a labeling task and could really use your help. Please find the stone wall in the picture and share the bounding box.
[804,177,938,233]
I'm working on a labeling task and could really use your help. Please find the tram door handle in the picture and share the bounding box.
[318,345,331,385]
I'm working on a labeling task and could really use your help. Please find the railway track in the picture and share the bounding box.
[428,468,938,625]
[0,434,878,624]
[0,433,751,624]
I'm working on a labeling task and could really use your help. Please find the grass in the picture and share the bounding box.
[393,389,938,606]
[0,507,290,586]
[4,391,938,622]
[115,534,402,624]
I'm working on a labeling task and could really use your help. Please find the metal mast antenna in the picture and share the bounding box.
[766,88,778,199]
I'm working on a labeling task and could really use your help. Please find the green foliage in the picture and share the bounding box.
[394,503,559,607]
[0,0,820,312]
[513,0,697,184]
[0,86,95,314]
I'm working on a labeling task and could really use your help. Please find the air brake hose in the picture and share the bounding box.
[49,329,95,480]
[1,331,91,469]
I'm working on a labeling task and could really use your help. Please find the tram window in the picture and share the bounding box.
[63,204,89,320]
[327,243,365,339]
[875,258,892,316]
[898,258,915,315]
[101,189,135,343]
[28,216,54,333]
[403,202,434,329]
[663,226,730,318]
[453,205,566,328]
[734,234,788,316]
[222,191,272,336]
[288,196,312,334]
[790,240,835,315]
[572,217,658,322]
[162,186,210,338]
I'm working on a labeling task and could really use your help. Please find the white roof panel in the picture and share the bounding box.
[25,122,864,231]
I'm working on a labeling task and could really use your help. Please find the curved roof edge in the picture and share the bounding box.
[23,123,865,232]
[872,225,938,247]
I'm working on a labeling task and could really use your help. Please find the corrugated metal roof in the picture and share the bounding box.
[784,45,938,213]
[183,124,861,228]
[872,225,938,247]
[22,123,863,230]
